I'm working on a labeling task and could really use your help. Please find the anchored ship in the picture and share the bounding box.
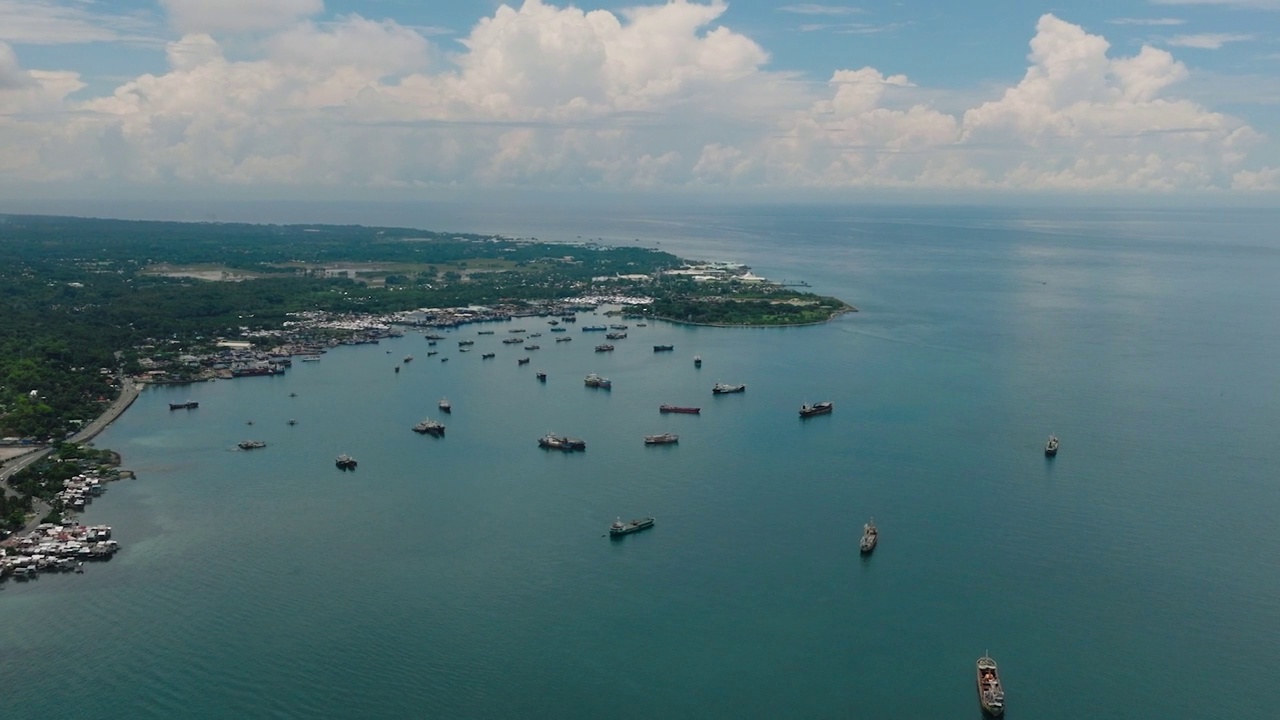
[481,352,496,359]
[644,433,679,445]
[860,518,878,554]
[584,373,612,389]
[800,401,834,417]
[605,332,627,340]
[536,371,547,381]
[412,419,445,436]
[653,344,674,352]
[1045,435,1059,457]
[609,516,655,537]
[238,440,266,450]
[694,355,702,367]
[168,401,199,410]
[976,654,1005,716]
[539,433,586,451]
[712,383,746,394]
[438,398,452,413]
[659,405,700,414]
[335,454,357,470]
[594,344,615,352]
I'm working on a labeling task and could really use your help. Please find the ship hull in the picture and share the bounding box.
[659,406,700,414]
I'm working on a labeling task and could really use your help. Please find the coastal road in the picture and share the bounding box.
[0,377,140,536]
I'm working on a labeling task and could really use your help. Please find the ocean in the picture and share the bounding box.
[1,204,1277,718]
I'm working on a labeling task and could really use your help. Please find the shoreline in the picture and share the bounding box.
[638,306,856,329]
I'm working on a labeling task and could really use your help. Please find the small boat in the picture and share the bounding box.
[659,405,700,414]
[425,333,445,340]
[595,344,615,353]
[524,345,540,350]
[481,352,496,359]
[459,347,471,353]
[609,324,628,330]
[335,454,357,470]
[536,371,547,381]
[238,440,266,450]
[518,357,531,365]
[427,340,437,346]
[548,320,559,325]
[712,383,746,394]
[246,420,254,425]
[539,433,586,451]
[551,327,567,332]
[289,392,297,397]
[637,322,647,327]
[412,419,445,436]
[458,340,474,347]
[427,350,439,356]
[508,329,526,334]
[529,333,542,338]
[168,401,199,410]
[606,332,627,340]
[441,357,449,363]
[693,355,702,367]
[1045,435,1059,457]
[800,401,834,418]
[477,330,495,335]
[395,366,400,373]
[859,518,878,553]
[644,433,679,445]
[555,336,572,342]
[584,373,611,389]
[403,355,414,363]
[439,398,452,413]
[288,419,297,425]
[609,516,654,537]
[976,654,1005,716]
[653,344,674,352]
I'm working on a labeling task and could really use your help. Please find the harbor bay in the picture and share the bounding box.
[2,205,1278,718]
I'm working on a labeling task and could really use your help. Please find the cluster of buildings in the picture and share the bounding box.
[2,522,118,579]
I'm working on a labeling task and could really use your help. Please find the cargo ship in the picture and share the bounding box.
[237,440,266,450]
[609,516,654,537]
[799,401,834,417]
[653,344,674,352]
[335,454,357,470]
[594,344,615,352]
[584,373,612,389]
[168,401,199,410]
[659,405,700,414]
[539,433,586,451]
[712,383,746,394]
[644,433,679,445]
[860,518,878,553]
[412,419,445,436]
[583,325,607,332]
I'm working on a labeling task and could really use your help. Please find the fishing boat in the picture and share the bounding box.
[539,433,586,451]
[693,355,702,367]
[659,405,700,414]
[1045,435,1059,457]
[594,344,615,352]
[168,401,199,410]
[609,516,654,537]
[976,654,1005,716]
[712,383,746,394]
[481,352,496,359]
[536,371,547,381]
[859,518,878,553]
[653,344,674,352]
[644,433,679,445]
[799,401,834,417]
[438,398,452,413]
[517,357,531,365]
[335,454,357,470]
[238,440,266,450]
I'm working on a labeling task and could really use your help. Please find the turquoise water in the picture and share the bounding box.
[2,206,1278,718]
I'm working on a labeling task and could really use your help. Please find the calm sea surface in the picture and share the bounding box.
[2,205,1278,718]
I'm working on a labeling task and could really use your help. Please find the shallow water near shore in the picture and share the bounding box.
[2,205,1279,718]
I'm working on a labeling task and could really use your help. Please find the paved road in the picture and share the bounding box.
[0,377,140,535]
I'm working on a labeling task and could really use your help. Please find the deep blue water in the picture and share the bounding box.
[2,205,1278,718]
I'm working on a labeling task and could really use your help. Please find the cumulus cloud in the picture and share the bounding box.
[0,3,1275,193]
[160,0,324,34]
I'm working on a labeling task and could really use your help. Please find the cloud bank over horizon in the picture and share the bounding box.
[0,0,1275,194]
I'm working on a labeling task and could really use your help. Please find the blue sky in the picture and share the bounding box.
[0,0,1277,197]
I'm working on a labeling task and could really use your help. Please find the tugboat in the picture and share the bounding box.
[799,401,834,417]
[1045,435,1059,457]
[653,344,674,352]
[712,383,746,394]
[609,516,655,537]
[976,654,1005,716]
[859,518,878,553]
[335,454,357,470]
[659,405,700,414]
[412,419,445,436]
[644,433,679,445]
[238,440,267,450]
[438,398,452,413]
[693,355,702,367]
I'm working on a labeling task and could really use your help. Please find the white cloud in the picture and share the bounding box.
[1233,166,1280,189]
[0,0,160,45]
[0,4,1274,193]
[159,0,323,34]
[1107,17,1186,26]
[1167,33,1254,48]
[1152,0,1280,7]
[778,4,864,15]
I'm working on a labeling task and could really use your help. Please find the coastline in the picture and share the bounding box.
[640,305,856,329]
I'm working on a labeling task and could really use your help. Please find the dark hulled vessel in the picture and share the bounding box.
[609,516,655,537]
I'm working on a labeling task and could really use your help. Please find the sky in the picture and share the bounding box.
[1,0,1279,201]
